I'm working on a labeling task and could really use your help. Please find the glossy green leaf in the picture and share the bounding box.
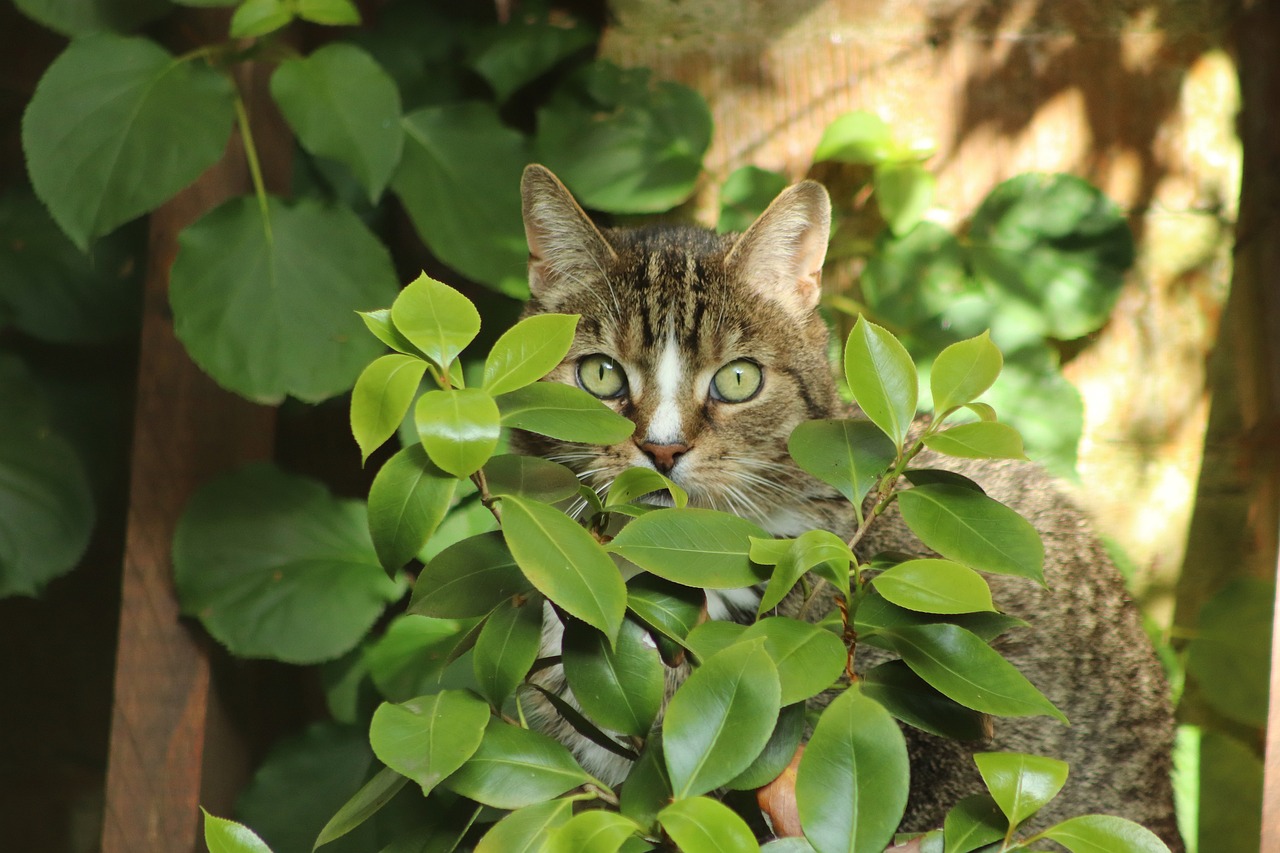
[620,738,671,832]
[923,422,1027,461]
[411,532,530,618]
[352,354,427,462]
[717,165,790,234]
[1039,815,1171,853]
[391,272,481,369]
[795,685,909,853]
[788,418,897,506]
[445,718,591,809]
[171,195,398,403]
[749,536,795,566]
[394,103,530,296]
[930,332,1003,415]
[761,841,819,853]
[545,809,641,853]
[844,316,918,447]
[203,810,274,853]
[296,0,360,25]
[173,464,402,664]
[369,690,488,794]
[606,467,689,508]
[856,593,1025,645]
[896,484,1045,582]
[498,382,636,444]
[884,624,1066,722]
[483,313,579,395]
[683,621,748,663]
[483,454,581,504]
[313,766,408,850]
[357,308,425,358]
[942,794,1006,853]
[367,444,456,574]
[230,0,292,37]
[657,797,757,853]
[758,528,856,614]
[562,618,664,738]
[501,495,626,641]
[813,110,897,165]
[473,597,543,707]
[535,61,711,214]
[974,751,1068,829]
[13,0,170,36]
[663,640,780,798]
[874,162,935,236]
[871,559,994,615]
[23,34,235,249]
[862,660,990,742]
[469,17,598,103]
[364,614,470,702]
[415,388,501,478]
[626,574,705,645]
[475,797,575,853]
[1186,578,1274,727]
[725,701,806,790]
[741,617,847,705]
[608,508,770,589]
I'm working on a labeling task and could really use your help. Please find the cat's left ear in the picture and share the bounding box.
[726,180,831,314]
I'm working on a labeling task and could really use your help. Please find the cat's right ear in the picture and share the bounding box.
[521,165,617,299]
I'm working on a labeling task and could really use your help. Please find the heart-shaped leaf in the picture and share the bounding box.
[369,690,489,794]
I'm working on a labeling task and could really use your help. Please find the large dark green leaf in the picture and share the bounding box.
[787,418,896,507]
[619,738,670,833]
[859,222,968,330]
[608,508,770,589]
[663,640,780,798]
[973,751,1068,829]
[170,195,398,403]
[444,718,591,809]
[861,661,989,742]
[271,43,403,202]
[411,532,530,618]
[23,34,235,248]
[468,17,597,103]
[369,690,489,795]
[895,483,1044,583]
[473,596,543,708]
[843,316,917,447]
[724,701,805,790]
[393,103,529,295]
[1186,578,1274,727]
[367,444,457,574]
[497,382,636,444]
[14,0,170,36]
[314,766,408,852]
[364,614,471,702]
[657,797,757,853]
[173,464,403,664]
[795,685,909,853]
[716,166,789,234]
[562,618,664,738]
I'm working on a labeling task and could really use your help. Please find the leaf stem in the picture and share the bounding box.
[233,94,273,242]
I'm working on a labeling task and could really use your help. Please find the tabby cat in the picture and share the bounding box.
[513,164,1181,848]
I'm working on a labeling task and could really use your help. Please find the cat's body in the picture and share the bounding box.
[513,164,1180,848]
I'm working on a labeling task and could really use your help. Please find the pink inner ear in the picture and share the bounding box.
[730,182,831,315]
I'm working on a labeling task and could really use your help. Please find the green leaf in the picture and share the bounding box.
[663,640,780,798]
[608,508,769,589]
[230,0,293,38]
[717,166,790,234]
[483,313,580,395]
[844,316,918,447]
[483,454,582,504]
[203,810,274,853]
[724,701,806,790]
[411,532,531,618]
[758,529,855,614]
[296,0,360,25]
[390,272,481,369]
[813,110,898,165]
[501,495,626,641]
[974,752,1068,829]
[684,621,748,663]
[544,809,641,853]
[535,62,711,214]
[620,738,671,832]
[862,660,991,742]
[626,574,705,646]
[606,467,689,509]
[271,44,400,202]
[171,195,398,403]
[1186,578,1274,727]
[367,444,457,574]
[657,797,758,853]
[871,559,994,615]
[13,0,170,36]
[795,685,909,853]
[874,163,935,236]
[313,766,408,850]
[896,484,1045,582]
[856,593,1025,645]
[1039,815,1171,853]
[364,614,470,702]
[497,382,636,444]
[475,798,576,853]
[741,617,847,705]
[860,223,969,330]
[414,388,501,478]
[923,422,1027,461]
[357,308,425,358]
[473,596,543,707]
[394,103,530,296]
[883,624,1066,723]
[562,618,664,738]
[23,34,235,249]
[369,690,489,794]
[469,17,598,103]
[351,354,427,462]
[445,718,591,809]
[942,794,1007,853]
[787,418,897,506]
[930,332,1003,415]
[173,464,402,664]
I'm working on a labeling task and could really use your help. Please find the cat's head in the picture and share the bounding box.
[515,164,843,535]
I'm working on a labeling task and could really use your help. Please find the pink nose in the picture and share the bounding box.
[637,441,690,474]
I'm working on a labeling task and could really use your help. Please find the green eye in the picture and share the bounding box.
[711,359,763,403]
[577,354,628,399]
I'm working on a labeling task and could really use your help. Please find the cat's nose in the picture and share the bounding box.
[637,441,690,474]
